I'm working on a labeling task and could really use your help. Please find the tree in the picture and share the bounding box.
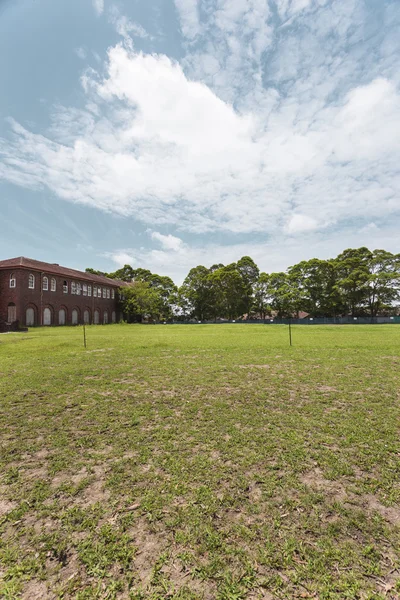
[107,265,136,282]
[209,264,246,319]
[180,266,215,321]
[288,259,341,317]
[147,274,177,320]
[267,272,296,318]
[237,256,259,316]
[120,281,163,322]
[334,248,373,316]
[253,272,270,319]
[86,267,108,277]
[366,250,400,316]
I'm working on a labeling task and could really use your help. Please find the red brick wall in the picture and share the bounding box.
[0,269,20,323]
[0,268,121,326]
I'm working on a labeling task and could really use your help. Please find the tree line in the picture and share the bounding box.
[86,247,400,322]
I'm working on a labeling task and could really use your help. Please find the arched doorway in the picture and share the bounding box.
[26,307,35,327]
[59,309,66,326]
[103,311,108,324]
[72,309,79,325]
[43,307,52,326]
[83,310,90,325]
[7,303,16,323]
[111,311,116,324]
[94,310,100,325]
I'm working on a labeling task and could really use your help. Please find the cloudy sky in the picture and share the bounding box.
[1,0,399,283]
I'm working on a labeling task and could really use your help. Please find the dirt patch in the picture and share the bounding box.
[317,386,338,393]
[0,498,17,517]
[128,519,215,598]
[25,466,48,480]
[239,364,271,369]
[129,519,169,586]
[33,448,50,460]
[21,580,55,599]
[80,474,110,506]
[301,468,348,501]
[301,470,400,527]
[365,495,400,526]
[86,348,114,353]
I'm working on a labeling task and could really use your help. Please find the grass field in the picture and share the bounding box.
[0,324,400,600]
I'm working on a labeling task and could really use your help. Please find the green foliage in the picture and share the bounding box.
[87,247,400,320]
[120,281,164,322]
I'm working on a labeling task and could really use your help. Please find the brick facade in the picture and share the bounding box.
[0,258,124,327]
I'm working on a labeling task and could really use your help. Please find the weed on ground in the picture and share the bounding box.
[0,324,399,599]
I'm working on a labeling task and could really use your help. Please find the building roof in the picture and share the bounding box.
[0,257,126,287]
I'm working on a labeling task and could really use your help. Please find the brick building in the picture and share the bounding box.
[0,257,125,329]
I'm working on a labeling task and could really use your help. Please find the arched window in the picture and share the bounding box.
[88,286,92,297]
[8,303,16,323]
[106,289,110,299]
[43,276,49,291]
[103,311,108,324]
[59,309,66,325]
[43,307,52,325]
[9,273,16,288]
[51,278,56,292]
[84,310,90,324]
[112,311,116,323]
[94,310,100,325]
[26,307,35,326]
[28,274,35,289]
[63,280,68,294]
[72,309,79,325]
[111,289,115,299]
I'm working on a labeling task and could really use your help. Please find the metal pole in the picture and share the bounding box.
[289,319,292,347]
[83,324,87,349]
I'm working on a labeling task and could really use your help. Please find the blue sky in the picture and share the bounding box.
[1,0,399,283]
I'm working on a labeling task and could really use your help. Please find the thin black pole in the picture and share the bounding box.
[83,324,87,349]
[289,319,292,347]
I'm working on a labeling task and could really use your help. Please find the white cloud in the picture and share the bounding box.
[359,222,379,234]
[109,6,149,40]
[75,47,87,60]
[174,0,201,39]
[109,221,400,284]
[109,252,136,267]
[150,231,184,251]
[0,1,400,253]
[92,0,104,16]
[285,214,319,234]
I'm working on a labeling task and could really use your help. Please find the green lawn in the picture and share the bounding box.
[0,324,399,599]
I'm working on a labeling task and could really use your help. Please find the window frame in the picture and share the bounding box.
[71,281,77,295]
[28,274,35,289]
[9,273,16,288]
[93,287,97,298]
[83,284,88,296]
[63,281,68,294]
[103,288,107,299]
[111,289,115,299]
[88,285,92,297]
[51,278,56,292]
[106,289,110,299]
[42,276,49,291]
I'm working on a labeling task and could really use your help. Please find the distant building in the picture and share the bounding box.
[0,257,124,329]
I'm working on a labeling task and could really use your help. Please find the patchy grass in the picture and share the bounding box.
[0,324,400,599]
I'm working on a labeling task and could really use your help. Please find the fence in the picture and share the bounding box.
[163,316,400,325]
